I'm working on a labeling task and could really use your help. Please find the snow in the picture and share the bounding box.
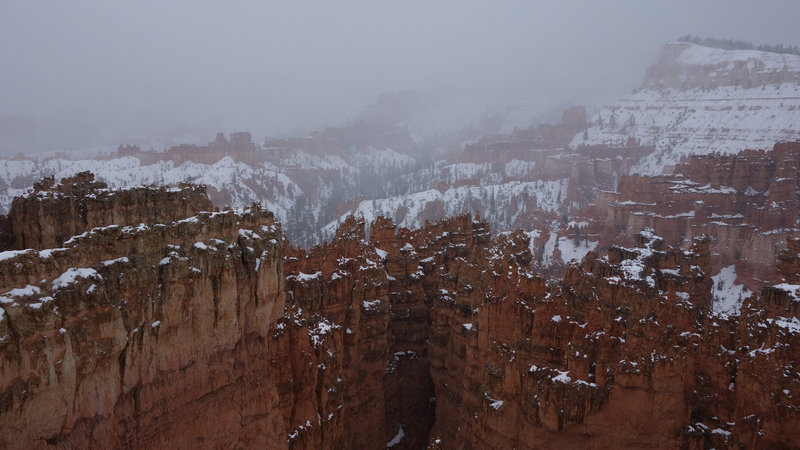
[308,317,340,347]
[38,248,68,258]
[238,229,261,239]
[711,265,750,317]
[540,228,559,267]
[386,425,405,448]
[670,183,736,195]
[363,299,382,311]
[375,248,388,260]
[525,230,541,258]
[102,257,129,266]
[772,283,800,302]
[52,268,101,289]
[440,163,490,183]
[0,156,306,228]
[571,83,800,176]
[767,316,800,334]
[151,320,161,328]
[551,315,562,323]
[293,271,322,281]
[352,148,415,172]
[504,159,536,178]
[282,150,351,171]
[489,400,504,410]
[552,370,571,383]
[5,285,41,297]
[557,237,598,263]
[323,178,568,236]
[463,323,473,330]
[675,43,800,72]
[0,249,33,262]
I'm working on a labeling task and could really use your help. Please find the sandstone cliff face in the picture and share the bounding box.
[277,216,438,449]
[0,178,284,449]
[282,214,800,449]
[3,171,212,251]
[3,174,800,449]
[583,142,800,292]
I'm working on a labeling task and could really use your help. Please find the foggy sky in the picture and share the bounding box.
[1,1,798,154]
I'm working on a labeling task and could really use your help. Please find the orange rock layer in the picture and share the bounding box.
[2,177,799,449]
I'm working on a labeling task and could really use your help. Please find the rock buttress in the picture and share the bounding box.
[284,215,800,449]
[0,196,284,448]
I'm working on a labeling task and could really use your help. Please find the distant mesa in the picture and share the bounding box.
[643,41,800,91]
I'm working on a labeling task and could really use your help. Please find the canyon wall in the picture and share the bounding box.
[2,175,800,449]
[642,42,800,91]
[285,214,800,448]
[3,171,212,251]
[0,178,285,448]
[582,142,800,292]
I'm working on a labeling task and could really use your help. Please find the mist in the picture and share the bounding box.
[0,0,797,155]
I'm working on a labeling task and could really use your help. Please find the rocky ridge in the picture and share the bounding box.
[284,214,800,448]
[0,177,284,448]
[2,176,800,448]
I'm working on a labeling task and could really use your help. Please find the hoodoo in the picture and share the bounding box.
[2,175,799,448]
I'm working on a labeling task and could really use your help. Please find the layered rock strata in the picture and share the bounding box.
[0,180,284,448]
[584,142,800,292]
[2,171,212,251]
[2,175,800,449]
[284,214,800,448]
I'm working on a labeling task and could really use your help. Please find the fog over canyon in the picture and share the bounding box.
[1,1,800,449]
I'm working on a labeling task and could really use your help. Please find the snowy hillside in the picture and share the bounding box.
[573,43,800,176]
[0,156,304,224]
[675,44,800,72]
[322,178,568,238]
[571,83,800,175]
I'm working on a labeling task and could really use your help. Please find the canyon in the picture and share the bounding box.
[3,43,800,251]
[1,171,799,448]
[0,40,799,448]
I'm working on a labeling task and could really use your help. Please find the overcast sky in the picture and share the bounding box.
[0,1,798,153]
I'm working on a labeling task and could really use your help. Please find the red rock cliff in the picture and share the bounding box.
[3,171,212,251]
[0,180,284,448]
[2,176,799,449]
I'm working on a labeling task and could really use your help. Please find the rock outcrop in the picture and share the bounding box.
[0,176,284,448]
[2,174,800,449]
[583,142,800,292]
[2,171,212,251]
[284,214,800,448]
[642,42,800,91]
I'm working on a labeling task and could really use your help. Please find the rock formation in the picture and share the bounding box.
[284,214,800,448]
[583,141,800,292]
[2,171,800,449]
[0,175,284,448]
[642,42,800,91]
[2,171,212,251]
